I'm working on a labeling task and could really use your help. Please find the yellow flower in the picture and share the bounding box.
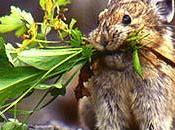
[54,19,67,30]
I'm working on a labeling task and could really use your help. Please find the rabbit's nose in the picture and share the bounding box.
[100,33,109,47]
[101,40,108,47]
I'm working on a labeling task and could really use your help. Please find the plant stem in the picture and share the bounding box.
[14,105,17,119]
[34,39,68,44]
[0,112,7,121]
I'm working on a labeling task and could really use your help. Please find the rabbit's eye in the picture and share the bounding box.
[122,15,131,25]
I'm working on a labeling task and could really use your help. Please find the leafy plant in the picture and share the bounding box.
[0,0,94,129]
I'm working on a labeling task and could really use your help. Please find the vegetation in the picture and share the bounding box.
[0,0,144,129]
[0,0,93,129]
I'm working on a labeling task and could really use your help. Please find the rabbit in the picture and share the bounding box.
[80,0,175,130]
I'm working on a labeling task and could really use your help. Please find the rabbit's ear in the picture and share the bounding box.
[150,0,174,23]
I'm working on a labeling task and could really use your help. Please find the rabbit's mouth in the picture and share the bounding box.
[91,38,128,56]
[91,34,128,52]
[98,48,125,56]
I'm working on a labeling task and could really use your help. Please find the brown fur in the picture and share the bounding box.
[81,0,175,130]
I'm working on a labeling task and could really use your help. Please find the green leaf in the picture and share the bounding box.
[70,39,81,47]
[15,26,28,37]
[4,43,28,67]
[0,6,34,36]
[10,6,34,25]
[17,48,82,70]
[0,67,44,106]
[0,37,11,68]
[132,48,143,76]
[1,119,28,130]
[82,46,93,59]
[70,29,83,47]
[71,29,83,41]
[0,48,87,109]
